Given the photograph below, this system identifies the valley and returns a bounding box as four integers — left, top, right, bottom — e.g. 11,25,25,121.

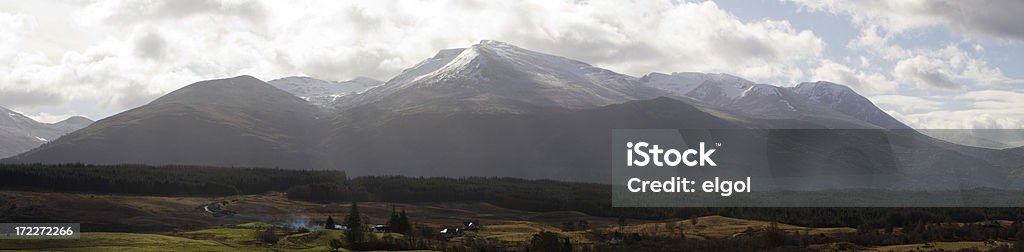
1,165,1022,251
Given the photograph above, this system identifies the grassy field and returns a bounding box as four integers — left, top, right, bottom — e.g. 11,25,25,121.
1,226,358,251
0,218,986,251
608,215,856,240
0,232,243,251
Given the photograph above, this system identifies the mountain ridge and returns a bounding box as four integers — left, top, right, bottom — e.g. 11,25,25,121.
638,72,909,129
7,40,993,186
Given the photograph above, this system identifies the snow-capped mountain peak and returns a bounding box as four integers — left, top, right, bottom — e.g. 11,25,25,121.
349,40,659,111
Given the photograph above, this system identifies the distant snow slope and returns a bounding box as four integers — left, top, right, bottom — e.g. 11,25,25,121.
0,106,92,158
641,72,909,129
269,76,383,107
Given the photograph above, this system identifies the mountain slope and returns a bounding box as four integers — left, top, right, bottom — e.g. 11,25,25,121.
268,76,383,107
324,97,740,181
0,107,92,158
5,76,326,169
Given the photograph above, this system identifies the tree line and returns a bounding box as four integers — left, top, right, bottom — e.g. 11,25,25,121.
0,163,346,196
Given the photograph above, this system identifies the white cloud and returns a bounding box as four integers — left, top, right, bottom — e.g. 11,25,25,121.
0,12,34,46
869,95,942,113
891,45,1013,90
791,1,1020,90
811,59,896,94
882,90,1024,129
786,0,1024,40
893,54,960,89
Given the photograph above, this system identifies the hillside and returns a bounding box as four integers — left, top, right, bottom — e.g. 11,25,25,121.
5,76,326,169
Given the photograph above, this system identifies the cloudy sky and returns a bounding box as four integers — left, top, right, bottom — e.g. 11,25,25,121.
0,0,1022,129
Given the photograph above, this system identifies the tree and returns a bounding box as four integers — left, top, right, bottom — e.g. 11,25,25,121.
325,216,336,230
398,210,411,234
346,202,364,245
387,208,413,235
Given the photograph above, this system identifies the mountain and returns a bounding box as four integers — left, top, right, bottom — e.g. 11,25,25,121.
0,107,92,158
7,41,1013,187
641,72,909,129
268,76,383,107
341,40,663,112
5,76,326,169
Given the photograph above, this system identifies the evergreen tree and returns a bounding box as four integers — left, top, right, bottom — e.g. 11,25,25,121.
388,207,399,229
325,215,336,230
346,202,364,244
398,210,411,234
